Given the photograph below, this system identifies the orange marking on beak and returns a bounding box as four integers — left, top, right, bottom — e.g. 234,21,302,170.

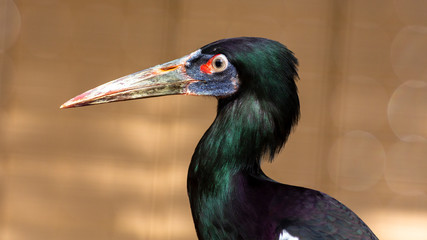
160,65,179,72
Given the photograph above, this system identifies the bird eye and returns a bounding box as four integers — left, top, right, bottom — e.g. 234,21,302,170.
211,54,228,73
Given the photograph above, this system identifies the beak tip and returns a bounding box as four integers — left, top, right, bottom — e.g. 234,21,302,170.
60,99,77,109
60,91,93,109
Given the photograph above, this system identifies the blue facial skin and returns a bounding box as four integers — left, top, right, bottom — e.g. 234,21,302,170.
185,52,239,97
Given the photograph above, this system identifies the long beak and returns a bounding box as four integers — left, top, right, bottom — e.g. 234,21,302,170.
60,50,200,109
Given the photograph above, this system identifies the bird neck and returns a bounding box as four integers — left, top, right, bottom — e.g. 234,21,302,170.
188,93,278,198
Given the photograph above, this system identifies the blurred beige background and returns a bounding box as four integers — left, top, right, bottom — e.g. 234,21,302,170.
1,0,427,239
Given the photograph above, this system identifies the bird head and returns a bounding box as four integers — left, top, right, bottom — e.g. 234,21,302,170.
61,37,298,112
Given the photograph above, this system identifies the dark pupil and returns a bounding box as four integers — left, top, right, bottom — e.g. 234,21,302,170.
214,59,223,68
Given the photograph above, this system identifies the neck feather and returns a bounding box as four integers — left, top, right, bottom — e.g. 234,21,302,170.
188,93,281,188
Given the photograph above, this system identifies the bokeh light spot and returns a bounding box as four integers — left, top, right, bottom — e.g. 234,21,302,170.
388,80,427,141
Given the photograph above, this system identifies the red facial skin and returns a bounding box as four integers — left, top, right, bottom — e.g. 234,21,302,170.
200,54,221,74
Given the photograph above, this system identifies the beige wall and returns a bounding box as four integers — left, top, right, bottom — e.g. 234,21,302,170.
1,0,426,239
